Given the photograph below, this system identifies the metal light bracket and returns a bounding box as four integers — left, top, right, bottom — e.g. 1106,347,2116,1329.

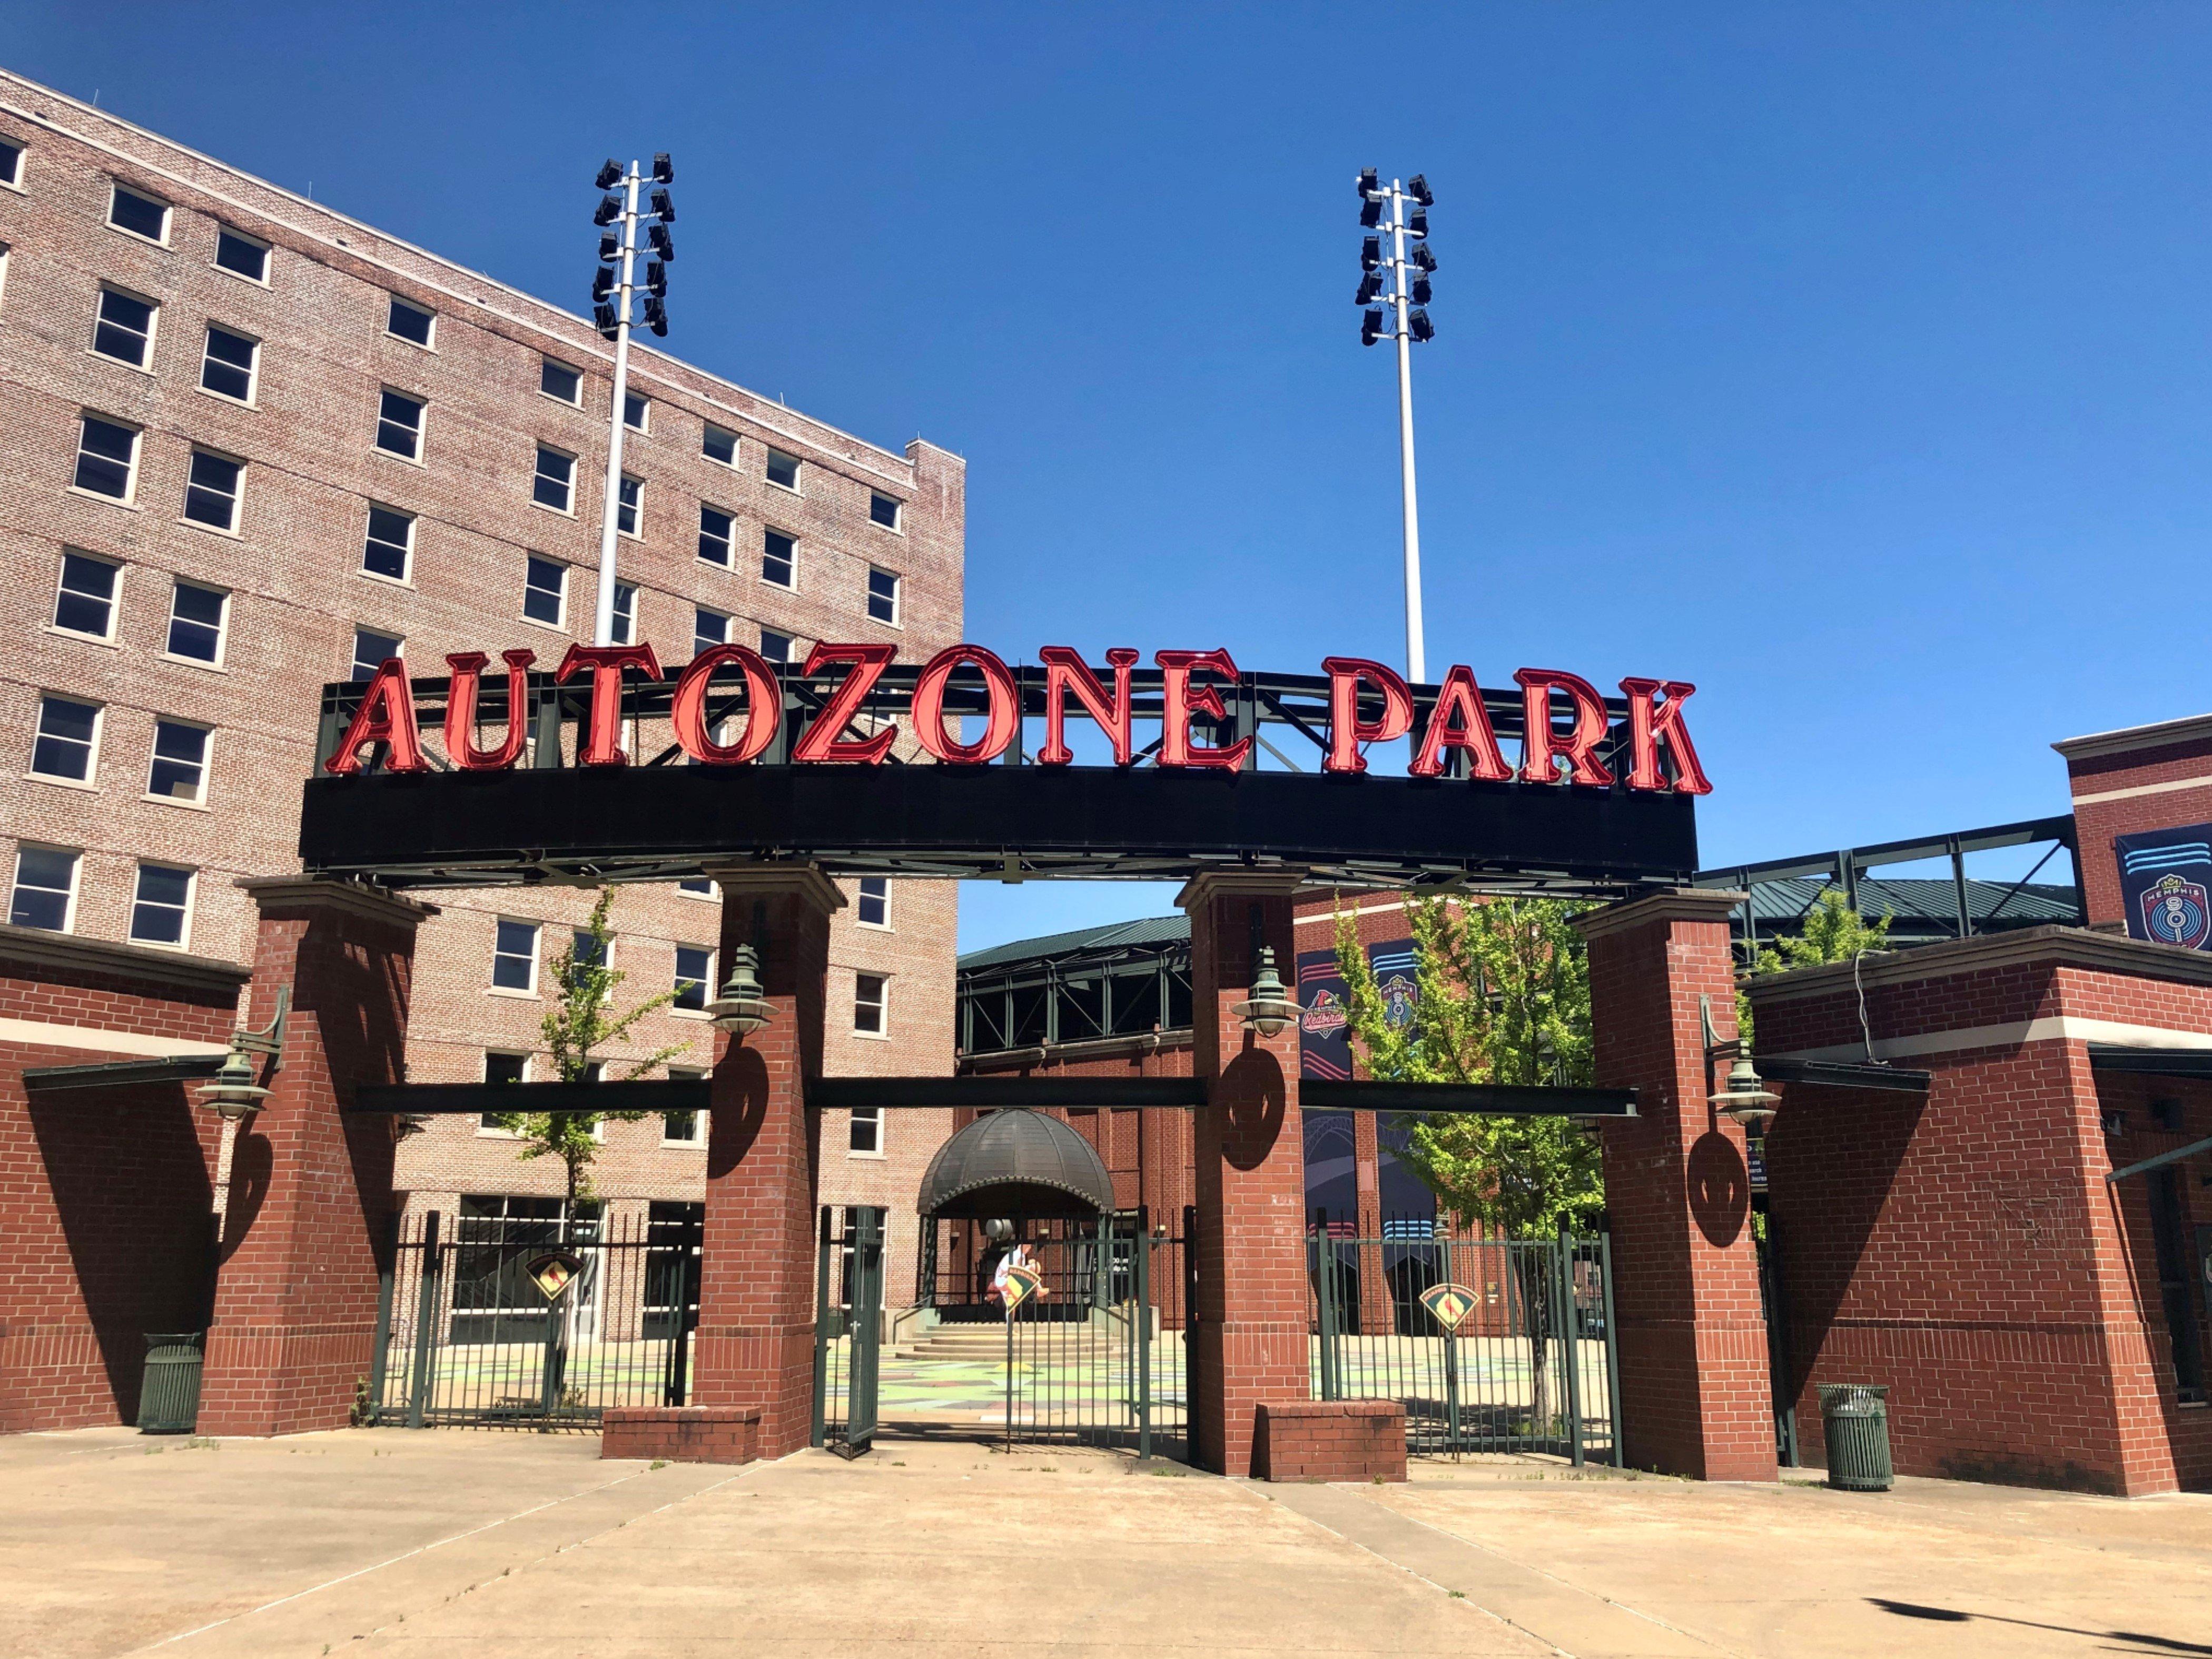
1700,992,1780,1124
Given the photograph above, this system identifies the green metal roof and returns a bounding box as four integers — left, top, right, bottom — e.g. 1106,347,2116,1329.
957,914,1190,973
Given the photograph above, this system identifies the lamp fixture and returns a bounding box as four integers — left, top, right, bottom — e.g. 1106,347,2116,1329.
1700,992,1779,1124
706,943,774,1035
1232,945,1301,1038
191,987,289,1121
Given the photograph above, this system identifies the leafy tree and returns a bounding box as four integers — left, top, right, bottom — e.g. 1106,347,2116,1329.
1737,887,1893,1045
488,887,690,1209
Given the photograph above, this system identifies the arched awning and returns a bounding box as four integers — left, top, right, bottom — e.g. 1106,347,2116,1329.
916,1108,1116,1220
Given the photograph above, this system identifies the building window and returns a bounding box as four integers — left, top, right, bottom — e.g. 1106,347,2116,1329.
0,139,22,189
214,228,269,283
31,695,100,784
524,556,567,627
565,929,609,993
9,845,79,932
534,445,574,511
759,628,792,665
762,529,796,589
624,391,649,432
107,183,169,243
540,358,582,403
200,325,258,402
492,919,540,992
677,876,714,898
74,413,140,500
765,448,799,490
857,876,890,929
854,973,886,1036
386,296,435,347
146,719,210,804
183,450,243,532
610,581,637,645
618,473,642,538
485,1052,528,1084
870,492,902,531
866,568,900,626
376,389,424,460
661,1106,706,1146
92,288,156,369
363,506,414,582
52,551,119,640
698,504,733,567
166,580,228,664
850,1107,883,1155
693,607,728,657
129,863,194,947
702,423,736,467
674,945,713,1012
352,627,402,682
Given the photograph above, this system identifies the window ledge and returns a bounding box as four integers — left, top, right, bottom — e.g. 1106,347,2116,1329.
210,262,270,290
86,349,157,377
485,985,542,1001
194,386,259,412
765,479,803,497
383,332,438,353
25,772,98,794
141,793,211,812
530,498,578,519
42,627,120,650
372,447,428,469
518,615,571,636
178,518,243,541
65,486,140,511
158,652,229,674
852,1028,891,1042
846,1148,887,1161
358,569,416,591
106,223,171,250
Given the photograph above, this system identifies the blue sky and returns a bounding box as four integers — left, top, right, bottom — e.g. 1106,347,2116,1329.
10,4,2209,950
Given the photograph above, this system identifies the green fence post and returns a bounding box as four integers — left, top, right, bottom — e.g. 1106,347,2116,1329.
405,1209,442,1430
368,1209,400,1424
1135,1218,1153,1460
811,1207,833,1449
1598,1224,1624,1468
1557,1223,1585,1468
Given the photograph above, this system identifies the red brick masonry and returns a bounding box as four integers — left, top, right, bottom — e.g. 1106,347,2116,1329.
1252,1399,1408,1483
600,1406,761,1465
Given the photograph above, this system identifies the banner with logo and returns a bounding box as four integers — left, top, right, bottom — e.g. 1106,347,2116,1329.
1298,938,1434,1229
2117,825,2212,951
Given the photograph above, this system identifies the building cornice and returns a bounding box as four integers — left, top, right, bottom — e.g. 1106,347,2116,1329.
2051,713,2212,763
704,863,848,918
1572,888,1746,944
1743,924,2212,1007
0,923,250,996
235,877,439,931
1174,868,1310,910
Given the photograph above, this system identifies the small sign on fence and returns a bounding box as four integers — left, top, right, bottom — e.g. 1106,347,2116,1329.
526,1251,585,1302
1000,1264,1045,1315
1418,1281,1480,1334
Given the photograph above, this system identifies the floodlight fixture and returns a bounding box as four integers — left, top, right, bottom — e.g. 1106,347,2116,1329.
648,221,674,260
644,295,668,336
1360,235,1381,272
599,231,619,262
645,259,667,297
1410,273,1431,306
594,194,622,226
651,152,675,184
1356,166,1378,197
1356,271,1381,305
594,301,618,336
1407,173,1433,206
1410,243,1437,273
1352,170,1438,683
651,187,675,222
592,267,614,301
1408,307,1434,342
1360,307,1384,347
595,158,623,190
1408,206,1429,238
1359,196,1381,228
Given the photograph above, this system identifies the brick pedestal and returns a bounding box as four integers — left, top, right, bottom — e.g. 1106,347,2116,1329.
1576,889,1776,1482
1253,1399,1408,1482
690,865,841,1458
197,879,432,1437
601,1405,761,1464
1181,871,1309,1477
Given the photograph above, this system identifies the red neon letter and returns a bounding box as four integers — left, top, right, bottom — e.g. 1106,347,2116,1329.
671,644,781,765
1321,656,1415,775
1514,667,1615,786
1409,665,1513,781
1618,678,1714,795
443,649,535,770
791,643,898,764
1154,649,1251,771
1038,646,1138,766
323,658,427,775
911,644,1020,765
554,643,663,767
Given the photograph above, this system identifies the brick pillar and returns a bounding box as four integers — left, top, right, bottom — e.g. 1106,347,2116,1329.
1575,888,1775,1482
1180,870,1308,1476
691,864,841,1457
198,878,433,1437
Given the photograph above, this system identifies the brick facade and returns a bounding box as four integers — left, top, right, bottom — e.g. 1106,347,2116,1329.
600,1404,759,1465
2055,716,2212,927
1252,1399,1408,1483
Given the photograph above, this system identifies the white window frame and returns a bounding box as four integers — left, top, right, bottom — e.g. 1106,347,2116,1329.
73,412,142,505
106,182,170,246
870,491,904,534
853,972,888,1039
478,1051,531,1134
698,503,734,568
490,917,542,996
90,284,159,372
540,357,584,406
351,627,404,682
848,1106,884,1158
618,472,643,540
182,447,245,536
759,627,794,666
660,1099,708,1147
764,447,801,493
51,550,121,644
676,876,717,901
362,505,416,586
29,694,103,788
609,580,638,645
533,444,576,515
212,226,270,286
199,323,260,406
624,391,650,433
702,423,738,468
385,295,437,350
866,567,902,628
762,527,797,591
144,717,213,808
671,944,715,1018
522,556,568,631
127,862,196,950
375,388,426,463
164,579,231,669
0,137,23,192
856,876,891,931
693,606,730,657
9,843,82,934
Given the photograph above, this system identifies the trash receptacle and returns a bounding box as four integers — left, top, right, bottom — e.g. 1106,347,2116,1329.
1818,1383,1892,1492
138,1332,204,1435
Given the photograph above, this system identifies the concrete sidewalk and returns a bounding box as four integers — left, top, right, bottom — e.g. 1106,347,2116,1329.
1,1427,2206,1658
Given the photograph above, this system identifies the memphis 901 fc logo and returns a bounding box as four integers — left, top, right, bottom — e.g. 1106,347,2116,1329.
2118,827,2212,952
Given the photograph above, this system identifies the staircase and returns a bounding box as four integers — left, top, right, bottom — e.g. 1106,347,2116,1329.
895,1319,1122,1362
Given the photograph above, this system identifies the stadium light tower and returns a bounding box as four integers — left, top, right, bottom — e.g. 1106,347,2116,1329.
588,153,676,646
1355,169,1436,683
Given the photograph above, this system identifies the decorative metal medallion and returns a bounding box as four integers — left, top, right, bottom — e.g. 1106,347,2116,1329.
526,1250,586,1302
1418,1281,1479,1333
1000,1263,1045,1315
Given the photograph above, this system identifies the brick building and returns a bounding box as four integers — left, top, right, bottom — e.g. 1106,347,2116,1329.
0,66,961,1362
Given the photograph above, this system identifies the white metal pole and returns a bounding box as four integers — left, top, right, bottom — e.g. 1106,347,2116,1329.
1389,181,1426,685
592,162,643,647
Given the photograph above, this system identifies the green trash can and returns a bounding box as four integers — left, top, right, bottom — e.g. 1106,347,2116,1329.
138,1332,205,1435
1818,1383,1892,1492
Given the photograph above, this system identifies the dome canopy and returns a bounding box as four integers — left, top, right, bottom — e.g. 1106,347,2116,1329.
916,1109,1116,1220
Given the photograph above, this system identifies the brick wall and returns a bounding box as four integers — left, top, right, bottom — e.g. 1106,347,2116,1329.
2053,717,2212,927
1252,1399,1408,1482
600,1404,759,1465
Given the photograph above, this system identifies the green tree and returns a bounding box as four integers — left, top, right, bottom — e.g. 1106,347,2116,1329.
1333,893,1603,1435
1737,887,1893,1045
488,888,690,1207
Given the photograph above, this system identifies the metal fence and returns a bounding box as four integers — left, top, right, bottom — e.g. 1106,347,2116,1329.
1309,1227,1619,1463
368,1206,700,1428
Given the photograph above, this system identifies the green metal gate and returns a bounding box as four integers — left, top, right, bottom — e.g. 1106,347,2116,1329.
814,1205,884,1456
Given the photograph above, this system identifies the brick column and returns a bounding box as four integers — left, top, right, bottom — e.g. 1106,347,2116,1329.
1180,870,1309,1476
1575,888,1775,1482
691,864,841,1457
198,878,433,1437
